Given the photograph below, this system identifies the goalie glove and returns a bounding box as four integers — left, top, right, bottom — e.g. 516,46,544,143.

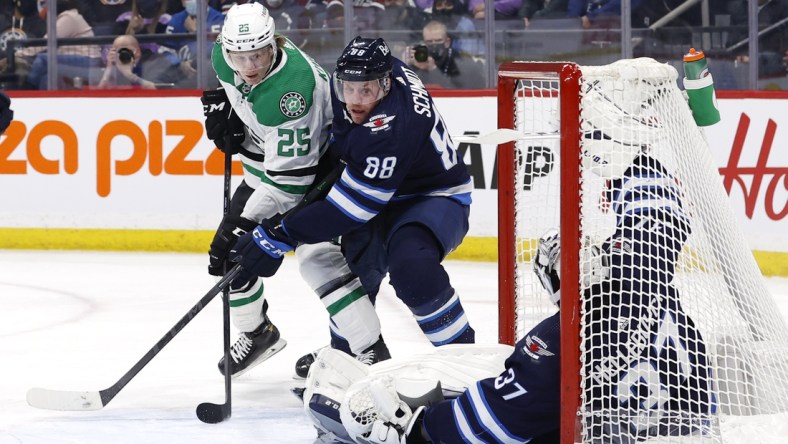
533,229,561,306
341,375,429,444
201,88,245,154
581,242,610,289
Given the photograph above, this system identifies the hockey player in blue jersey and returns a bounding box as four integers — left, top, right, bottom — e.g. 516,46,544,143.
299,82,714,444
230,36,477,364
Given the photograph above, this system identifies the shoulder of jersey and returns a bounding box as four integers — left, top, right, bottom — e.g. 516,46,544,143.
249,41,324,126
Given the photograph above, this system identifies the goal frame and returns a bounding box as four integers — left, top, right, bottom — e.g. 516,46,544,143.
497,58,788,444
497,61,582,443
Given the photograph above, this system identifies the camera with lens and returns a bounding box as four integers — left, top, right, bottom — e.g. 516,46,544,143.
117,48,135,65
413,44,429,63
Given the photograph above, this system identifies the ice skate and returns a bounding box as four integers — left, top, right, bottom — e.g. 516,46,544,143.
218,318,287,377
294,336,391,379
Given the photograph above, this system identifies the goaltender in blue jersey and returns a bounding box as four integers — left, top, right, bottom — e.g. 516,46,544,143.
297,80,714,443
231,36,477,366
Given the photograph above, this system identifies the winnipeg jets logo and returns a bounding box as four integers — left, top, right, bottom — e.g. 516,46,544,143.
363,114,395,132
280,92,307,118
523,335,554,360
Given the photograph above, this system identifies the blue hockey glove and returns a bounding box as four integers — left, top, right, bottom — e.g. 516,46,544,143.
229,220,296,287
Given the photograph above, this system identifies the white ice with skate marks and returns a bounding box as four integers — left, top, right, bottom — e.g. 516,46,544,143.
1,250,787,443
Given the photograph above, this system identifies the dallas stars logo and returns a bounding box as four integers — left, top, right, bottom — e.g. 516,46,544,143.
280,92,307,118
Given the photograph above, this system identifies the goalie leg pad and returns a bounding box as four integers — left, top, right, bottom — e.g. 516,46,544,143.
303,348,370,443
368,344,512,396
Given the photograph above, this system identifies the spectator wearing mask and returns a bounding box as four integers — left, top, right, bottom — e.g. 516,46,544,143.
405,20,484,88
163,0,224,87
430,0,483,56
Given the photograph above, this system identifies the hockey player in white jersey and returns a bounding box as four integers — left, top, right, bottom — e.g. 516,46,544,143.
200,2,389,378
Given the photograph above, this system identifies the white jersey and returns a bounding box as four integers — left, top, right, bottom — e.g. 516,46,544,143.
212,36,333,221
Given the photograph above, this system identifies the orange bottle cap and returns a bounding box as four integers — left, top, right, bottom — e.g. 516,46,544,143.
684,48,705,62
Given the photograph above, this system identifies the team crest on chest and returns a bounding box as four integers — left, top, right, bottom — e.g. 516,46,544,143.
280,92,307,118
363,113,396,132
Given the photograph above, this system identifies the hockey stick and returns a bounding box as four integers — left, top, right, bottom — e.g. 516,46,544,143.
26,161,344,413
196,159,345,424
452,129,559,145
26,264,243,411
196,148,234,424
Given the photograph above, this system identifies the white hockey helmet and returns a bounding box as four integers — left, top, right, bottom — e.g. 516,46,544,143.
221,3,277,74
580,79,662,178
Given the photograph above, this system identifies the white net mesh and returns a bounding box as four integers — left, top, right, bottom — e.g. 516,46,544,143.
501,58,788,443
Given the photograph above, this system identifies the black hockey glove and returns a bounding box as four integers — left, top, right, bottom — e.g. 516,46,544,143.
208,214,258,276
0,91,13,134
228,219,297,287
201,88,245,154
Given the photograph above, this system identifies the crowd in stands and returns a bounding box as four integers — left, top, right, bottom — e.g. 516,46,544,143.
0,0,785,90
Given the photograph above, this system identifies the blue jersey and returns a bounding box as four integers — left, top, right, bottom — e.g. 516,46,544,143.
423,313,561,444
163,8,224,57
420,155,712,443
585,154,712,438
283,58,472,244
165,8,224,35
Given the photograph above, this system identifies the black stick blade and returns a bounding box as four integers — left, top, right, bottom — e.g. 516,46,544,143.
196,402,231,424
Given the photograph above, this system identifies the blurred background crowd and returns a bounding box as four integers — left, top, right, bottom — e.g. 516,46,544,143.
0,0,785,91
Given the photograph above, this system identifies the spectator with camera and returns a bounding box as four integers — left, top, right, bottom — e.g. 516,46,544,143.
97,34,181,88
404,20,484,89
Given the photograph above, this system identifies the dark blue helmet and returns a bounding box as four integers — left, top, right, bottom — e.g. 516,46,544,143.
335,36,393,82
334,37,393,104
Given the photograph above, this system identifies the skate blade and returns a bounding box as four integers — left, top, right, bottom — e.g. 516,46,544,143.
229,338,288,379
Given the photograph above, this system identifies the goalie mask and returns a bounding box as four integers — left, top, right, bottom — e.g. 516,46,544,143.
580,80,662,179
221,3,278,82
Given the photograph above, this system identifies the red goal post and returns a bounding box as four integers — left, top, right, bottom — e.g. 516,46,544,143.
496,59,788,444
497,62,583,443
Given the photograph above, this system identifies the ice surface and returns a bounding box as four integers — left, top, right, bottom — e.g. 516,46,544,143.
1,251,786,443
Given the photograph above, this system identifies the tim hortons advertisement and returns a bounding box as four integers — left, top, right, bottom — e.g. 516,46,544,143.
0,94,785,252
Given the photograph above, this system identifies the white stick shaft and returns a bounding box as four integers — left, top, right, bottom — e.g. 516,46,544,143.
452,128,559,145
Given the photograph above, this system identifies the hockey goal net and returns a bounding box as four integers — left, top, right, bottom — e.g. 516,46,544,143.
497,59,788,443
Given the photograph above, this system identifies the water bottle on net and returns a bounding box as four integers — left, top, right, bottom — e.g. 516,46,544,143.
682,48,721,126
